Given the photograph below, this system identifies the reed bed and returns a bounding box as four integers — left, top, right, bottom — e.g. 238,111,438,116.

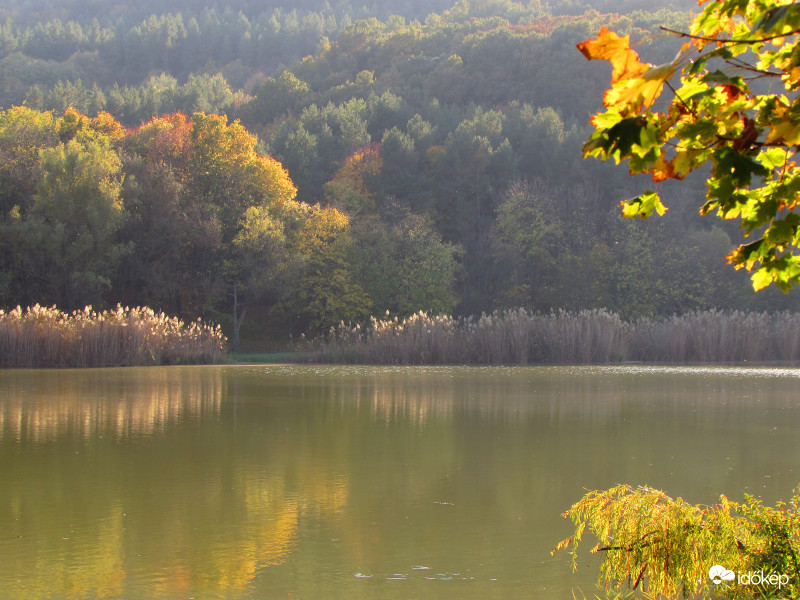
0,304,227,368
628,310,800,363
303,308,800,365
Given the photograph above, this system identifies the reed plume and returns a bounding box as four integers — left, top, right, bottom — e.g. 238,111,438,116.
0,304,227,368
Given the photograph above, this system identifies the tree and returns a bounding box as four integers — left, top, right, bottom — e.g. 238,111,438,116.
349,212,461,317
227,205,296,351
491,180,572,310
578,0,800,291
125,111,297,329
323,143,383,216
290,204,371,332
0,107,59,216
12,134,129,309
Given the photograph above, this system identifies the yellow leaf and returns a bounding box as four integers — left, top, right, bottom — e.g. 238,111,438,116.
766,115,800,146
604,63,675,114
652,152,676,182
786,66,800,85
577,27,649,84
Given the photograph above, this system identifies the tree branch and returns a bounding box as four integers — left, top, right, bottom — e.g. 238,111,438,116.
660,25,800,45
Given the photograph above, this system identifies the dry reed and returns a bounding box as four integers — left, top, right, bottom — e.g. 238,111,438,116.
302,308,800,365
0,304,227,368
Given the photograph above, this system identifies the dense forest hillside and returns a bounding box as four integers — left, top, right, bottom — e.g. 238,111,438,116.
0,0,797,346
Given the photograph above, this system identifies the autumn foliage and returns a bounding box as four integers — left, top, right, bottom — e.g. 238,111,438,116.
579,0,800,291
555,483,800,599
0,106,373,338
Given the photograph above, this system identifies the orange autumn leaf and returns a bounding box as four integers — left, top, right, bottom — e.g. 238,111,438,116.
652,152,677,182
577,27,650,84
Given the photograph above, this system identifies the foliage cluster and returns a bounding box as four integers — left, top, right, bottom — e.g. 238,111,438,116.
0,106,460,343
579,0,800,292
302,308,800,365
0,304,226,367
555,484,800,599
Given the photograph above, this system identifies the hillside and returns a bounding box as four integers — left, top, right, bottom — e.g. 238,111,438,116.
0,0,797,347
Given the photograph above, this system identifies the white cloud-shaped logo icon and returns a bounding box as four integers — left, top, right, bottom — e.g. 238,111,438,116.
709,565,736,585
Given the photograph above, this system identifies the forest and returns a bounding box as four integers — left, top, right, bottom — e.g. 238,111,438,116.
1,0,797,349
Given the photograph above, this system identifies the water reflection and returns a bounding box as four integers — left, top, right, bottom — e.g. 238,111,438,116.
0,367,356,600
0,365,798,599
249,364,800,428
0,367,222,442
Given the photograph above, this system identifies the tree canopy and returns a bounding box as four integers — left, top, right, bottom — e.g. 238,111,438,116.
579,0,800,291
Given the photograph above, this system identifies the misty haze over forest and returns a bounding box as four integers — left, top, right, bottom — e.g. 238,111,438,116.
0,0,795,347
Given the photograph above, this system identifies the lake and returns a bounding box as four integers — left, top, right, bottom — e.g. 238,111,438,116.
1,365,799,599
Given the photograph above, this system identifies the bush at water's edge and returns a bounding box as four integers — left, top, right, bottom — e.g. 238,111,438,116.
0,304,227,368
296,308,800,365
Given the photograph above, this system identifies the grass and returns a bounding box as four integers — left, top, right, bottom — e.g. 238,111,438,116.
297,308,800,365
0,304,227,368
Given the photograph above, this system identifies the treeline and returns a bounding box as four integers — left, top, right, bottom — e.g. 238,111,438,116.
0,7,341,110
0,107,792,355
230,7,796,318
0,0,555,111
7,2,694,124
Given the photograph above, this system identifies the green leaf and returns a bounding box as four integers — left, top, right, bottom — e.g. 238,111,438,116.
714,147,769,188
676,78,710,101
621,190,667,219
752,267,775,291
766,213,800,245
701,70,744,86
583,117,649,164
751,4,800,36
591,109,624,129
758,147,789,170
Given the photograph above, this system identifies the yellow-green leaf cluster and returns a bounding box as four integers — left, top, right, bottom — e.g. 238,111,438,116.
555,484,800,599
580,0,800,291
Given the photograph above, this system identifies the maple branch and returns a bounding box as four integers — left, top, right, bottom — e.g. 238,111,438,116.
723,56,781,78
664,79,699,120
660,25,800,45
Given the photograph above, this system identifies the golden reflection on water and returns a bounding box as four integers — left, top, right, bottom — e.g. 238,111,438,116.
0,367,222,442
0,367,354,600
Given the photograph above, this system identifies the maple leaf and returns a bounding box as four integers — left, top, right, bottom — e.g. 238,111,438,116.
577,27,649,84
604,63,675,114
620,190,668,219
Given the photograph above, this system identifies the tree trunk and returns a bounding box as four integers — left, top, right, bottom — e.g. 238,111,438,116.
232,284,247,352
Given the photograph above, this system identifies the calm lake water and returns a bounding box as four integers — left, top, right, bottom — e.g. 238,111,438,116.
1,365,799,599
